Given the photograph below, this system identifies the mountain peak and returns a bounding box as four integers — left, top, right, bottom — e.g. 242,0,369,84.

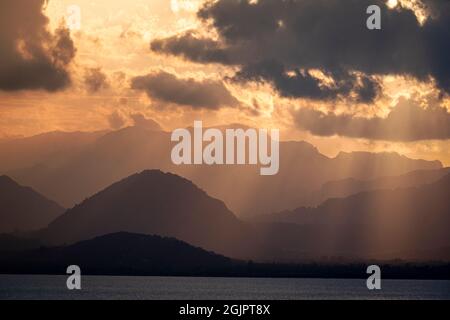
43,170,247,258
121,169,197,187
90,170,208,203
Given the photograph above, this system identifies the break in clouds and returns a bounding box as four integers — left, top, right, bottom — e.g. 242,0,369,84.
0,0,76,92
151,0,450,102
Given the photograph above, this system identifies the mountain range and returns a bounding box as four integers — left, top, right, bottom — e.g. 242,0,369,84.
1,168,447,262
0,125,442,216
253,173,450,261
308,167,450,207
0,124,448,263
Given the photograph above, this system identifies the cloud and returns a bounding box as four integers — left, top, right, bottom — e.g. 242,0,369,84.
131,71,240,109
234,60,381,103
130,113,163,131
151,0,450,101
293,98,450,141
151,32,231,64
84,68,109,93
107,111,126,130
0,0,76,92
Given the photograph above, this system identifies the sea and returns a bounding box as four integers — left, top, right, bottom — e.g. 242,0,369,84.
0,275,449,300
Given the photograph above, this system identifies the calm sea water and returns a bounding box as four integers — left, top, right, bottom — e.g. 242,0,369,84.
0,275,449,300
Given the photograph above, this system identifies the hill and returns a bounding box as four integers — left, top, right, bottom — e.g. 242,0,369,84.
1,232,449,279
0,232,233,276
0,176,64,233
40,170,250,258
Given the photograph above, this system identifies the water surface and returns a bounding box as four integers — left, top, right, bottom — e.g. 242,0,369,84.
1,275,449,300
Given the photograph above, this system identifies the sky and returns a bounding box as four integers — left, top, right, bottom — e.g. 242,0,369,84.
0,0,449,165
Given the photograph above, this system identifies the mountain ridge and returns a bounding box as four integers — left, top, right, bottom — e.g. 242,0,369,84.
252,173,450,261
0,175,64,233
1,125,442,216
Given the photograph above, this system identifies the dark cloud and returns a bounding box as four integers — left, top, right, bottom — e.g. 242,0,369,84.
293,99,450,141
151,32,232,64
84,68,109,93
235,60,381,103
0,0,76,92
151,0,450,101
131,71,240,109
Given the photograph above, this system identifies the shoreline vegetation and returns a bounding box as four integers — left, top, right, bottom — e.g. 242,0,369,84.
1,263,449,281
1,232,449,281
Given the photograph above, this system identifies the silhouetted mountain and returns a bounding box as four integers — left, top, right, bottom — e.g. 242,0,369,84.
8,126,171,208
4,125,441,216
41,170,250,258
254,174,450,261
2,232,449,279
332,151,441,180
309,167,450,206
0,176,64,233
0,232,234,275
0,130,107,173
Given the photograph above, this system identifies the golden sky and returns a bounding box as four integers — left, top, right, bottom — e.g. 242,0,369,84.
0,0,449,165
